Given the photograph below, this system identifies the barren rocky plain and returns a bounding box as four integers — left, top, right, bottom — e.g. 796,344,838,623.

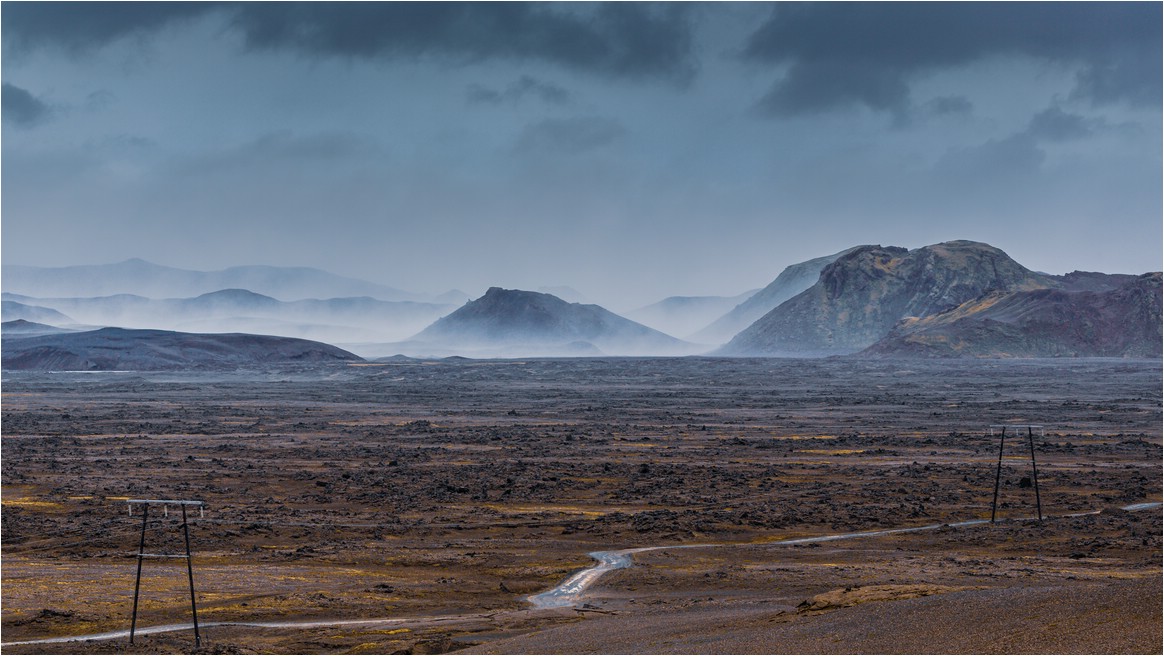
2,357,1160,654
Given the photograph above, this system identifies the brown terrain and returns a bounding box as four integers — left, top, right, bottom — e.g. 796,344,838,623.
1,357,1160,654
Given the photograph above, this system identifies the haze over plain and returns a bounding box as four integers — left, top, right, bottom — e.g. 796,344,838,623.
2,2,1161,310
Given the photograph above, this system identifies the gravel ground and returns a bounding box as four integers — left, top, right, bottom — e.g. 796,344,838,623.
464,576,1162,654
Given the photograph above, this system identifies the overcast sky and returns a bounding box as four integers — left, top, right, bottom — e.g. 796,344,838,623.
3,2,1160,309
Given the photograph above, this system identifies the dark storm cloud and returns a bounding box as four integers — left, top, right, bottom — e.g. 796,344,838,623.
467,76,571,106
744,2,1162,117
231,2,695,81
3,2,695,82
2,83,53,127
1,2,219,54
514,117,625,155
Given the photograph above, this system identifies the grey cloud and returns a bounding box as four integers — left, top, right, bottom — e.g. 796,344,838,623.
934,103,1134,183
934,133,1044,183
744,3,1161,117
1,2,221,55
1072,57,1163,107
754,59,911,119
2,2,694,82
1026,107,1095,142
2,83,53,128
178,130,383,175
231,2,695,82
514,117,625,155
923,95,973,117
467,75,571,106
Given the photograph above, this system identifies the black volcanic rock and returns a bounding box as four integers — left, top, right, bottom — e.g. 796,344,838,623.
1,327,363,370
862,272,1163,358
692,247,860,344
410,287,692,356
720,240,1055,356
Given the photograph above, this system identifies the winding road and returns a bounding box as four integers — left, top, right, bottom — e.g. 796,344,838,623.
4,502,1159,647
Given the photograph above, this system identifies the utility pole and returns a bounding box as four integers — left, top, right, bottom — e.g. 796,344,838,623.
988,426,1043,522
126,499,204,647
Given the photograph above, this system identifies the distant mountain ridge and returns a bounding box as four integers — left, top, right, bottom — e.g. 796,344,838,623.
1,289,454,347
2,259,436,302
626,290,758,340
2,327,362,370
408,287,696,357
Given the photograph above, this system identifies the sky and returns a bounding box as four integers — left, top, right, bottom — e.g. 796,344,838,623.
2,2,1161,310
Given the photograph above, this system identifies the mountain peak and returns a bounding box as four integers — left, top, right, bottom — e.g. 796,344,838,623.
721,240,1053,356
411,287,692,356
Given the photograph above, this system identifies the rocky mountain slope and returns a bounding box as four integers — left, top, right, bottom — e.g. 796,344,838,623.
408,287,695,357
693,247,859,344
2,327,362,370
862,272,1162,358
719,241,1059,356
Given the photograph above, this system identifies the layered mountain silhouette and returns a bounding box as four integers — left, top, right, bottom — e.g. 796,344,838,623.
693,247,860,345
626,290,757,340
863,272,1162,358
719,240,1130,356
1,319,75,337
1,289,454,348
406,287,696,357
2,327,362,371
2,259,443,302
1,300,75,325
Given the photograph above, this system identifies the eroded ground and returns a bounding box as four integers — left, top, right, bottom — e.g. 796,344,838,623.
2,358,1160,653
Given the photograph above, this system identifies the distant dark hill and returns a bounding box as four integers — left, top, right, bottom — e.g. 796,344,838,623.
410,287,696,356
2,327,362,371
692,247,860,345
720,240,1055,356
862,272,1163,358
1,300,74,325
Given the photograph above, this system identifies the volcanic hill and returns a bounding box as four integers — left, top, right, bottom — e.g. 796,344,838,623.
693,247,860,345
719,240,1058,356
409,287,694,357
863,272,1163,358
1,327,362,371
